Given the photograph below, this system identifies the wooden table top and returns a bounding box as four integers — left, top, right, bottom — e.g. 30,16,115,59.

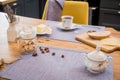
0,12,120,80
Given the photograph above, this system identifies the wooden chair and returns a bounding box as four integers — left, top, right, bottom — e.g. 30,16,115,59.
42,0,89,25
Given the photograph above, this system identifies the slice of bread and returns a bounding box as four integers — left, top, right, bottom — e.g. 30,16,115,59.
87,31,111,40
101,37,120,46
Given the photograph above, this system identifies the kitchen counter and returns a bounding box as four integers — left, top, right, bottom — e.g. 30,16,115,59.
0,0,16,5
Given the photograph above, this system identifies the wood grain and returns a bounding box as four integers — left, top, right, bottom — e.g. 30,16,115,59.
0,12,120,80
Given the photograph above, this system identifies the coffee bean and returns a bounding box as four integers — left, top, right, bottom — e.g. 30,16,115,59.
39,47,44,51
44,47,50,53
44,47,48,50
32,52,38,57
61,55,64,58
41,51,45,54
52,52,55,56
44,47,49,51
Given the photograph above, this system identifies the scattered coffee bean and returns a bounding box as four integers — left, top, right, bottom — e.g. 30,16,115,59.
40,49,44,51
41,50,45,54
32,52,38,57
39,47,44,51
52,52,55,56
44,47,48,51
61,55,64,58
44,47,50,53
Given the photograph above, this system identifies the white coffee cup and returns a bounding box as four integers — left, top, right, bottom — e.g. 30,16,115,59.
61,16,73,29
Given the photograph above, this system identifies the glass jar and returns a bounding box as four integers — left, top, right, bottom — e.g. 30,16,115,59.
19,26,36,53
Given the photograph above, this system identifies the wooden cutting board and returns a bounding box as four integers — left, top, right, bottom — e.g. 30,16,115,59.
76,33,120,53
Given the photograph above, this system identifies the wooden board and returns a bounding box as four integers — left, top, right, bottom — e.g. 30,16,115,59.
76,33,119,53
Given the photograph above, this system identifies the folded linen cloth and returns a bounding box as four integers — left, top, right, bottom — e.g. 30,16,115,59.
56,0,64,9
46,0,64,21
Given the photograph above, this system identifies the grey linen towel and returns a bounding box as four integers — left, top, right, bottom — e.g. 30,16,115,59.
56,0,64,8
46,0,64,21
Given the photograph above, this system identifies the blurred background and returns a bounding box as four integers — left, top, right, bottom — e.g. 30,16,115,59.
0,0,120,30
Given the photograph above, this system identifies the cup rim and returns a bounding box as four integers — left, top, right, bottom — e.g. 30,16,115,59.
61,15,74,19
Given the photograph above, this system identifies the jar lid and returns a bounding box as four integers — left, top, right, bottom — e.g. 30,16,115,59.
87,51,107,62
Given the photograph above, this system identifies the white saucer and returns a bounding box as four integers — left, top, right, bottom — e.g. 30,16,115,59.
57,23,79,30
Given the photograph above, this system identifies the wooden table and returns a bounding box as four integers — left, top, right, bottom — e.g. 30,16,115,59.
0,12,120,80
